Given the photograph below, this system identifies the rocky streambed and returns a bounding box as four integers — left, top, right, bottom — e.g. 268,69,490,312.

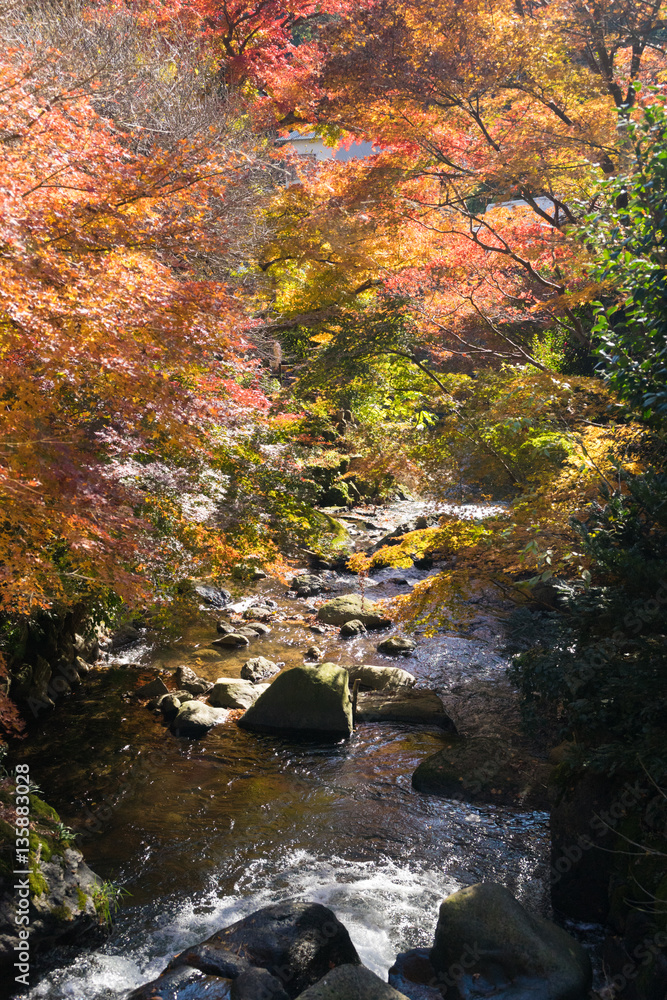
6,500,590,1000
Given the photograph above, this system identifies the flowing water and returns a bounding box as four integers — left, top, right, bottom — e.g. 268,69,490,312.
17,502,551,1000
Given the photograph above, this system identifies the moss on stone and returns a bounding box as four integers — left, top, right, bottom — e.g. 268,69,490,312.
29,862,48,897
76,886,88,911
50,904,72,923
29,794,60,823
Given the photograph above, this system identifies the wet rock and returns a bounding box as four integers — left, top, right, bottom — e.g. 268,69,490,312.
190,901,360,999
157,690,196,721
135,676,169,699
238,664,353,738
237,627,260,639
217,622,238,635
356,690,456,731
0,799,99,968
170,701,227,737
169,944,250,978
244,607,274,622
241,656,279,684
74,655,92,675
305,646,324,660
316,595,391,629
194,582,232,609
128,966,233,999
291,574,325,597
209,678,268,710
175,665,212,695
309,625,327,635
294,964,409,999
212,633,251,648
74,632,99,663
411,736,550,809
388,949,442,1000
246,622,272,635
232,967,289,1000
339,619,366,638
345,665,416,691
110,623,141,649
376,637,417,656
429,882,592,1000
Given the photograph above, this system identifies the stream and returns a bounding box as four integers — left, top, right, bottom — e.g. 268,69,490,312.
17,501,552,1000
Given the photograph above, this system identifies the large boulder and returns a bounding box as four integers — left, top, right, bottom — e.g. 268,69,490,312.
241,656,279,684
429,882,592,1000
170,701,227,737
171,902,360,999
208,678,268,710
294,965,409,999
356,690,456,731
316,595,391,629
238,665,353,739
345,665,416,691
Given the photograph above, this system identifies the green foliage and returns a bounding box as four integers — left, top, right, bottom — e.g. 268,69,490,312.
508,470,667,773
92,880,131,929
587,96,667,417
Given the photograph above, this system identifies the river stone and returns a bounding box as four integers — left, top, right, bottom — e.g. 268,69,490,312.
429,882,592,1000
238,665,353,738
193,901,361,999
128,966,233,999
170,701,227,736
355,690,456,731
157,690,195,721
345,665,416,691
388,949,442,1000
209,678,268,710
241,656,279,683
376,636,417,656
217,622,237,634
212,633,251,647
291,574,325,597
135,676,169,698
411,736,551,809
294,965,409,999
244,606,274,621
316,595,391,629
232,967,290,1000
175,665,212,695
250,622,272,635
110,623,141,649
305,646,324,660
237,627,260,639
194,582,232,608
339,619,366,637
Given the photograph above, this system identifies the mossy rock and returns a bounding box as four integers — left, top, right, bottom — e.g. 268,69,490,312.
238,664,353,739
316,595,391,629
430,883,591,1000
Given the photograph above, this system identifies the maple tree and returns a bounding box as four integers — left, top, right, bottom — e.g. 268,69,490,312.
0,3,291,616
259,0,667,373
